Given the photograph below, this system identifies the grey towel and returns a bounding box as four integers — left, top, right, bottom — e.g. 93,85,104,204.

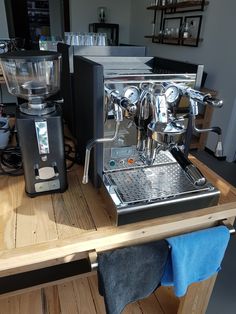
97,240,169,314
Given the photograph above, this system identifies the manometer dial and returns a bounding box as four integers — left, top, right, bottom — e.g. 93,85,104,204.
123,86,140,104
165,85,180,104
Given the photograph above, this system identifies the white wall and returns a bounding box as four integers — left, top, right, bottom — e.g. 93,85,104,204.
69,0,132,44
0,0,9,38
130,0,236,161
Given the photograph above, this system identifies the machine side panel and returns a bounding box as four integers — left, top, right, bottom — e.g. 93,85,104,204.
57,43,75,136
74,56,104,187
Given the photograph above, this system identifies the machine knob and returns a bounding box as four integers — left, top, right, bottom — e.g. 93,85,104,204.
204,97,223,108
109,160,116,167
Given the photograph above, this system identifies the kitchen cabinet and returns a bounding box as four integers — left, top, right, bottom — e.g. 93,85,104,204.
146,0,209,47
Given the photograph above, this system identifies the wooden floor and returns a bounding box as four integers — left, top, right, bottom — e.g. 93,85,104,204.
0,274,179,314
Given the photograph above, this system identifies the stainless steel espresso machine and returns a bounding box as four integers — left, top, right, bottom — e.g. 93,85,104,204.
0,51,67,196
75,56,223,225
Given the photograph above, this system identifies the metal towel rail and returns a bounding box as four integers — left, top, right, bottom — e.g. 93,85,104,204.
88,220,235,271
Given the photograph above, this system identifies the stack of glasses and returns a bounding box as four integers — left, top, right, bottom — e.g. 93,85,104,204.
64,32,107,46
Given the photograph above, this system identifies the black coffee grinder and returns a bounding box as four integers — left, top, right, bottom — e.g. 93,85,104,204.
0,51,67,196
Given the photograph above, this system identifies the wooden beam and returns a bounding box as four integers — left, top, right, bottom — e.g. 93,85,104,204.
0,202,235,278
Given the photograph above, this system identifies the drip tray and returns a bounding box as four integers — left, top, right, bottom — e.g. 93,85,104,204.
103,163,220,226
105,163,210,204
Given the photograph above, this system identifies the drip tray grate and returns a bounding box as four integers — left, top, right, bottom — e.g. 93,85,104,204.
104,163,210,205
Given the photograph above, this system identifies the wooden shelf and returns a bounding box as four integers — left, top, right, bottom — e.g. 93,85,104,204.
147,1,209,11
146,0,208,47
144,35,154,39
146,35,203,43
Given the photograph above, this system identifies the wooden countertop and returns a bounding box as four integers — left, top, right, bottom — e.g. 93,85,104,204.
0,157,236,313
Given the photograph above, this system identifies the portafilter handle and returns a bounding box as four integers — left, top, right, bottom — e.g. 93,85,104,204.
178,86,223,108
170,146,206,186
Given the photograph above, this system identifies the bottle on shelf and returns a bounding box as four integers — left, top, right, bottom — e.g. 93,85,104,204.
181,22,190,39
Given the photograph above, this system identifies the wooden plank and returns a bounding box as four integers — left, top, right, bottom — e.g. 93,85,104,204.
0,273,95,300
42,286,61,314
0,201,236,277
57,281,79,314
155,286,180,313
73,277,97,314
138,293,164,313
178,275,217,314
0,173,58,314
0,176,18,250
15,177,58,247
123,302,143,314
77,167,112,229
58,277,97,314
52,170,96,238
0,290,43,314
88,275,106,314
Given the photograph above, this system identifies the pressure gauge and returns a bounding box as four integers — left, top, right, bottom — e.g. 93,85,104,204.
123,86,140,104
165,85,180,104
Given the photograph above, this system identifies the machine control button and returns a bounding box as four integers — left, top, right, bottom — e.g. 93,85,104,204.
35,179,60,192
35,182,49,192
38,166,55,180
127,158,135,165
109,160,116,167
48,179,60,190
41,155,47,161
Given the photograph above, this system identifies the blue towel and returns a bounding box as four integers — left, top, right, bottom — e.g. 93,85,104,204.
161,226,230,297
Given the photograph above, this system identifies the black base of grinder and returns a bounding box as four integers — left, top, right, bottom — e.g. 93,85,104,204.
16,105,68,197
